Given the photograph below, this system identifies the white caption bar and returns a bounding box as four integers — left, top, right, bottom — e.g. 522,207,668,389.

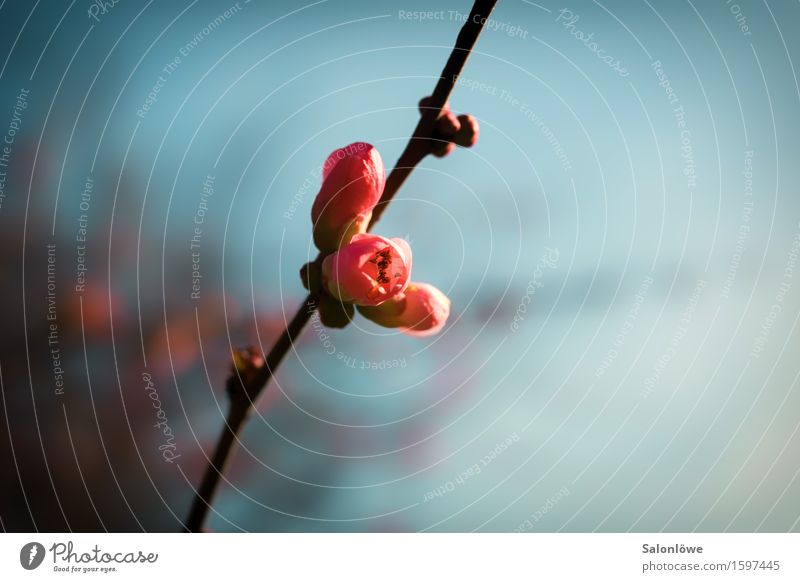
1,533,797,580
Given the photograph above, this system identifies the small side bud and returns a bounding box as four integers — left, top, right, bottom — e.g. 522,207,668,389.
228,347,265,399
418,96,477,157
453,114,479,148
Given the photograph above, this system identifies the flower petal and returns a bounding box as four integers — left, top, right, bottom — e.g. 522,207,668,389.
321,233,413,307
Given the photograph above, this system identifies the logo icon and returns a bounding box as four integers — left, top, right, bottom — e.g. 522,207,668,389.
20,542,45,570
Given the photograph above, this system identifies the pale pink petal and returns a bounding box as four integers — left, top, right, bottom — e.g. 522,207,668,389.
398,283,451,337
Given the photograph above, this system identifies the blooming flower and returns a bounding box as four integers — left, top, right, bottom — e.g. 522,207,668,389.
311,142,385,252
321,233,412,306
358,282,451,337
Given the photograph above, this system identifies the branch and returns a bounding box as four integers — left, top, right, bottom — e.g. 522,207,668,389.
370,0,498,227
184,0,499,533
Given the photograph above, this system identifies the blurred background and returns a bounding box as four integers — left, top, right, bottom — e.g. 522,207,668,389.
1,0,799,532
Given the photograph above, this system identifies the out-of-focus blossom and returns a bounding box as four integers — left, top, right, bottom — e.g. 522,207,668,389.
358,282,450,337
321,233,412,306
311,142,385,252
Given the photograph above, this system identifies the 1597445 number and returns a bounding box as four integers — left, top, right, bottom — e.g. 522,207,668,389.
735,560,780,571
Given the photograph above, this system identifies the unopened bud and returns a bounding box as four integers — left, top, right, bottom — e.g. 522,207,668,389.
453,114,479,148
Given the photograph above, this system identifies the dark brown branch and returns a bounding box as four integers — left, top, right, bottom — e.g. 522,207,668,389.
184,295,318,532
184,0,499,533
370,0,498,227
183,393,249,532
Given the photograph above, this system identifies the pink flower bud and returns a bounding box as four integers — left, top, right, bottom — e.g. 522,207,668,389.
321,233,412,306
397,283,450,336
358,282,451,337
311,142,385,252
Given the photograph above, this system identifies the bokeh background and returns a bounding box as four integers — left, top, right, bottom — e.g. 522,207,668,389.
1,0,799,532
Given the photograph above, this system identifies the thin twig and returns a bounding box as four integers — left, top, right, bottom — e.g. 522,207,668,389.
370,0,499,227
184,295,318,531
184,0,499,533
